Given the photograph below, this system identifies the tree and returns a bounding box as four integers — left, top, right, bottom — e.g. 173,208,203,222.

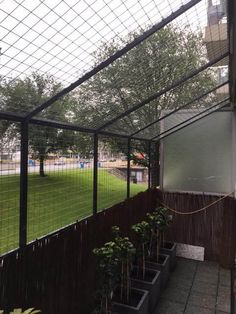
73,25,217,184
0,73,76,176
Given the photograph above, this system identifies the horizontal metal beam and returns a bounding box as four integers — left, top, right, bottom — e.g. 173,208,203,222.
29,117,95,133
97,52,229,132
130,81,229,137
29,117,150,141
0,111,24,122
24,0,202,121
154,100,230,142
152,97,230,140
99,130,149,142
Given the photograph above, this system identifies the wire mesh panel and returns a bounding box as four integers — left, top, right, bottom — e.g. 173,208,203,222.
0,0,196,86
0,121,20,255
27,125,93,242
67,0,228,133
129,139,149,196
97,135,128,211
149,141,160,187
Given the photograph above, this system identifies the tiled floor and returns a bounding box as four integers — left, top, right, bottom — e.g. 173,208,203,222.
154,257,231,314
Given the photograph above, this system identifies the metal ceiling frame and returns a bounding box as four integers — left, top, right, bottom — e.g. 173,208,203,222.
155,102,230,142
151,97,231,141
130,81,229,137
0,0,232,143
97,53,228,132
24,0,202,121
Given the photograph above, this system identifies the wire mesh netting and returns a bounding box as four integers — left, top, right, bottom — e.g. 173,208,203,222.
0,0,229,129
0,0,232,256
149,141,160,187
130,139,149,195
27,125,94,242
156,97,230,141
140,81,230,140
0,121,20,254
97,135,127,211
0,0,198,87
33,0,227,131
97,135,147,211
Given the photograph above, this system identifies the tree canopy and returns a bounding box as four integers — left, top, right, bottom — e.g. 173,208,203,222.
0,73,86,176
72,25,216,169
0,25,217,175
74,25,216,137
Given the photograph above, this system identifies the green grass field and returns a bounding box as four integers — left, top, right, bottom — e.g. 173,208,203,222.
0,169,146,255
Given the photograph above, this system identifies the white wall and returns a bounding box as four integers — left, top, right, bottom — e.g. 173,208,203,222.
160,110,235,194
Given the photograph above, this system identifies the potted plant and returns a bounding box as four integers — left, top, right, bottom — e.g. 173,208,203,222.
111,226,149,314
93,226,149,314
130,222,161,313
93,240,120,314
145,209,170,289
158,207,177,271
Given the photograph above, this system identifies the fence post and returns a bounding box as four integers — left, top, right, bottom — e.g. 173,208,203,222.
19,121,28,247
150,141,160,187
127,138,131,198
93,133,98,214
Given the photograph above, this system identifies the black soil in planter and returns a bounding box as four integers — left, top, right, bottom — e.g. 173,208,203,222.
131,267,160,313
146,253,170,289
112,288,149,314
160,242,177,271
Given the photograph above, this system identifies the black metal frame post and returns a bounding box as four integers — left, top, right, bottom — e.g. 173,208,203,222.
148,141,151,189
93,133,98,215
229,0,236,106
127,138,131,198
19,121,28,247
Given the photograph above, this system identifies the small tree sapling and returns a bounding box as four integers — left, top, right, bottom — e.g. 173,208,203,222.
131,221,150,280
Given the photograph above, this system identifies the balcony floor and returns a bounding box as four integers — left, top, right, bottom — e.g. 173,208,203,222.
154,257,231,314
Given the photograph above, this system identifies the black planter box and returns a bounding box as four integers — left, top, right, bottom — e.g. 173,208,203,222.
160,242,177,271
131,267,160,313
112,288,149,314
146,254,170,289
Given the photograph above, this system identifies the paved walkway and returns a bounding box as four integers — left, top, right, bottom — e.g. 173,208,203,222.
154,257,231,314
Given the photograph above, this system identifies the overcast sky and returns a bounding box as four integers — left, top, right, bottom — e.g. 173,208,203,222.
0,0,213,85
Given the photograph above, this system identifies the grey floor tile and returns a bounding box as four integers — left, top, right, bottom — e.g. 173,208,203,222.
191,280,217,296
216,295,231,313
176,259,198,272
194,271,218,284
161,287,189,304
196,265,219,276
187,292,216,309
167,277,193,291
216,284,231,312
171,270,195,281
219,268,231,287
217,285,231,298
197,262,218,268
154,299,185,314
184,304,215,314
152,258,231,314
